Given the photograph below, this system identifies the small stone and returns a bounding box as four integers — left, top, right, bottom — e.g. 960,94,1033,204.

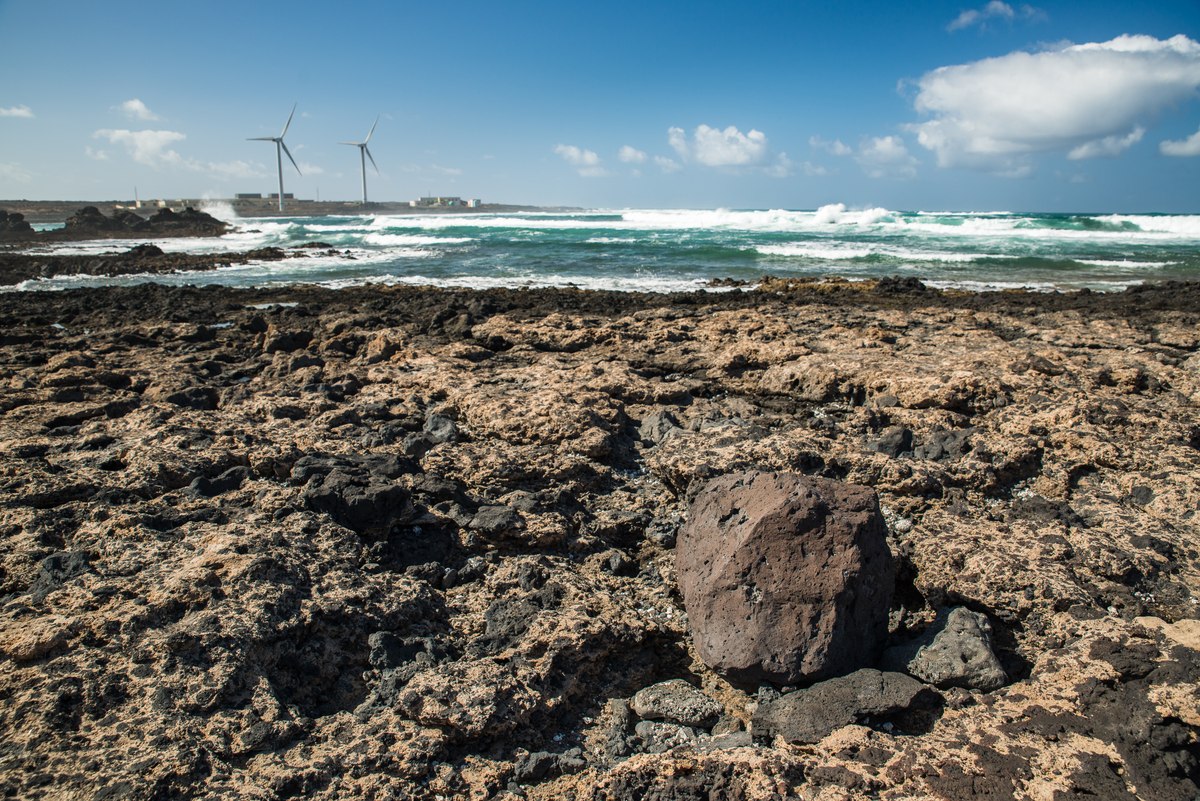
883,607,1007,691
631,679,723,728
639,410,681,446
633,720,697,753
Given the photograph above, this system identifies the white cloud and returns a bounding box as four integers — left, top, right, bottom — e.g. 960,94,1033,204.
93,128,269,180
654,155,682,173
205,160,265,180
1161,126,1200,156
910,34,1200,173
117,99,160,121
857,136,918,179
802,161,830,176
668,124,788,176
1067,127,1144,159
948,2,1042,32
93,128,187,167
765,152,794,178
298,162,325,175
0,163,32,183
618,145,647,164
679,124,768,166
554,143,606,176
85,145,109,161
0,105,34,118
810,135,852,156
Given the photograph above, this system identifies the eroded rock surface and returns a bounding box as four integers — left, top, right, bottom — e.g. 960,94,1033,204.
677,471,895,685
0,279,1198,800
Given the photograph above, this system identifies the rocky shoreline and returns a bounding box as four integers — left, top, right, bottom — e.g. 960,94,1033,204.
1,279,1198,799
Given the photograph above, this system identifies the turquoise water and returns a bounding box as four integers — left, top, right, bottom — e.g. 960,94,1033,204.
14,204,1200,292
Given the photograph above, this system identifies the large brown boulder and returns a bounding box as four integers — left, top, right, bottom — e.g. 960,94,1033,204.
676,471,895,686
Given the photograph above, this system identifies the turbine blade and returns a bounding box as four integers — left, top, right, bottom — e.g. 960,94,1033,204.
364,146,379,174
281,103,297,138
365,116,379,143
338,141,360,146
248,137,277,141
281,141,302,175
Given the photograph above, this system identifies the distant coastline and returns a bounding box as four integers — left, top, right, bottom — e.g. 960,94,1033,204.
0,199,581,225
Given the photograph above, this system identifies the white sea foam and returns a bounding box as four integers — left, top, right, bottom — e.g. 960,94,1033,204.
199,199,240,223
1073,258,1180,268
756,242,993,263
362,233,474,246
1091,214,1200,236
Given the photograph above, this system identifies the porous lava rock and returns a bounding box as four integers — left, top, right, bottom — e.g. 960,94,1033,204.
676,471,895,686
883,606,1007,690
752,668,943,745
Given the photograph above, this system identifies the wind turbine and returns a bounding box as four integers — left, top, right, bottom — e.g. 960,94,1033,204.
248,104,301,212
341,117,379,205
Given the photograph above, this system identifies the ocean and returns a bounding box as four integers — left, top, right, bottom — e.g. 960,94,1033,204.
16,203,1200,293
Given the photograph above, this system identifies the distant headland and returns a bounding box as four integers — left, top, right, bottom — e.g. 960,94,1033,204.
0,198,578,225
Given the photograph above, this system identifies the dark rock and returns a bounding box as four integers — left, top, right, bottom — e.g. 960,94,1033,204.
189,466,250,498
676,471,895,685
292,454,419,538
263,328,312,354
512,749,586,783
871,425,913,457
469,505,522,536
639,410,681,446
882,607,1007,691
0,210,35,238
423,413,459,444
752,669,943,744
630,680,723,728
876,276,927,293
401,432,437,459
913,427,973,461
30,551,90,602
124,243,164,258
302,472,413,538
163,386,219,411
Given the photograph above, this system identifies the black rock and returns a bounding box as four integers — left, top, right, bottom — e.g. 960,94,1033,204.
871,425,913,457
189,466,250,498
752,668,943,744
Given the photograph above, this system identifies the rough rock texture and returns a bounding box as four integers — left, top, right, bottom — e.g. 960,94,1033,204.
676,471,895,685
0,278,1199,799
631,679,723,728
752,668,943,744
883,606,1007,690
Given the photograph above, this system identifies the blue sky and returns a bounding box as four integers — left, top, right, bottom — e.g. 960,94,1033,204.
1,0,1198,211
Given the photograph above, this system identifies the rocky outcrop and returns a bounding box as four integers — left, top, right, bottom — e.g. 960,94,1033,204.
676,471,895,685
0,209,34,237
0,205,228,243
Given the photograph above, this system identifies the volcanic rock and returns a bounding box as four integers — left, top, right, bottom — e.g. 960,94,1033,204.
631,679,723,728
676,471,895,685
882,606,1007,690
752,668,943,744
0,209,34,237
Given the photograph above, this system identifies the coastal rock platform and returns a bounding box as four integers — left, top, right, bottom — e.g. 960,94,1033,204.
1,278,1198,799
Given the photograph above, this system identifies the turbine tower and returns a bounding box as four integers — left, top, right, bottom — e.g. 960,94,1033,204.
248,104,302,212
340,117,379,205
